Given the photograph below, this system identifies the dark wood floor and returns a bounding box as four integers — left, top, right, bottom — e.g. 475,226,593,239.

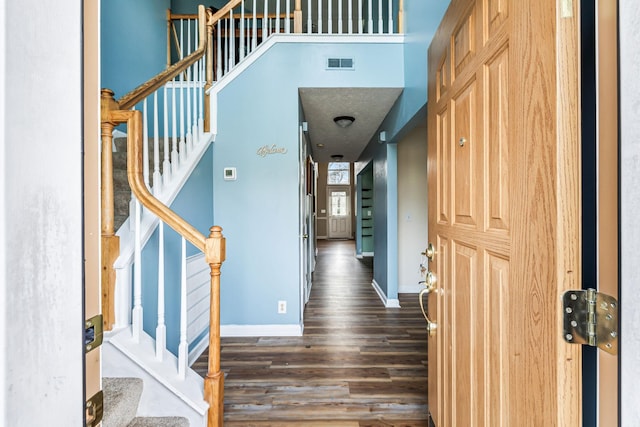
193,239,429,426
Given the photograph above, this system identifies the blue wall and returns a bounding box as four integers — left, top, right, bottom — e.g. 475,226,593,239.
101,0,170,99
140,144,214,355
213,39,403,327
355,0,447,302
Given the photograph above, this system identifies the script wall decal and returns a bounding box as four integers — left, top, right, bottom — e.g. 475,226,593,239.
257,144,288,157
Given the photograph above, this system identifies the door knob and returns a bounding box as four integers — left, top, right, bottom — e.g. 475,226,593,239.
419,283,437,336
422,243,436,261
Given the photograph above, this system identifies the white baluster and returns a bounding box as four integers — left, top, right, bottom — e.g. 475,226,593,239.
240,1,245,60
198,57,204,139
180,19,184,60
307,0,312,33
229,10,235,68
368,0,373,34
276,0,281,33
153,92,161,195
253,0,258,50
216,18,222,79
245,18,251,55
317,0,322,34
286,0,291,33
263,0,268,41
186,20,193,156
192,22,199,141
142,99,150,190
132,198,143,343
178,236,188,379
163,86,171,187
358,0,363,33
338,0,343,34
179,66,186,164
156,222,166,360
348,0,353,34
378,0,383,33
224,19,229,73
191,61,197,147
171,79,179,175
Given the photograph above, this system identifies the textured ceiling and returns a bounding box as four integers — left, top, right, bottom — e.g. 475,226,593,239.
299,87,402,163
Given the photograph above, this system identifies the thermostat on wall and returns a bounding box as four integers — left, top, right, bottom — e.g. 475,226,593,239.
223,167,236,181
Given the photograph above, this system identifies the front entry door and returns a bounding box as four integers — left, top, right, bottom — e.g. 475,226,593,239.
426,0,582,425
328,188,351,239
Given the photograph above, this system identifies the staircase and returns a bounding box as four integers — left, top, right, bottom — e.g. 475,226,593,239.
103,377,189,427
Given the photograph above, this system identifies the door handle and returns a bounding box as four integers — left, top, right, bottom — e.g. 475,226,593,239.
422,243,436,261
419,276,438,336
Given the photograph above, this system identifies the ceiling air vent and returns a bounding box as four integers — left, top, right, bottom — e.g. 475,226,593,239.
327,58,354,70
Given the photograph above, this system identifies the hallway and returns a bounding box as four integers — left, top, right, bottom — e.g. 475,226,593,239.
194,239,429,426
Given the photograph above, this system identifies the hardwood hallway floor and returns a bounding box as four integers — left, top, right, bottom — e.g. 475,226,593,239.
193,239,429,426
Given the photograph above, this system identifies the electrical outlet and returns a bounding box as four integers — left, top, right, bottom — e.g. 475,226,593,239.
278,300,287,314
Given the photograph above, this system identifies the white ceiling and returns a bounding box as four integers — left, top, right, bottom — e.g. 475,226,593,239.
299,87,403,163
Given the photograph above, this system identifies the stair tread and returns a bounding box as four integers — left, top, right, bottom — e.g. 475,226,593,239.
103,377,143,427
128,416,190,427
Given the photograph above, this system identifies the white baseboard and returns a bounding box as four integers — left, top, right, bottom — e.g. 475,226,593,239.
221,324,303,337
188,333,209,366
371,279,401,308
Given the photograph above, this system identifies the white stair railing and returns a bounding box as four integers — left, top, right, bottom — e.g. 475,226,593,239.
187,0,401,82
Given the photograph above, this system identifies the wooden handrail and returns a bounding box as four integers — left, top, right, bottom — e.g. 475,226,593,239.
112,108,207,251
120,5,209,110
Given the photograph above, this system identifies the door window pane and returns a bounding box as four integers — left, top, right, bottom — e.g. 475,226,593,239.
328,162,350,185
331,191,348,216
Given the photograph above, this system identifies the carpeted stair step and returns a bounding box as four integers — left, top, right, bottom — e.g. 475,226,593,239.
102,377,143,427
128,417,190,427
102,377,190,427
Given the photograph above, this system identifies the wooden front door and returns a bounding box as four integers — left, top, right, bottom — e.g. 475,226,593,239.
425,0,582,425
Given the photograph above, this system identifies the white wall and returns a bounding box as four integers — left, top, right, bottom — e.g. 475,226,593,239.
397,120,428,293
620,0,640,424
1,0,84,425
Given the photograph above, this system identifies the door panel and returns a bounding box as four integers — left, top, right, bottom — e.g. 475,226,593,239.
426,0,581,425
452,80,477,227
486,252,509,426
485,45,509,232
437,108,451,224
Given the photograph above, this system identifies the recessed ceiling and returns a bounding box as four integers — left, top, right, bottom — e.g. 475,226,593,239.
299,87,402,163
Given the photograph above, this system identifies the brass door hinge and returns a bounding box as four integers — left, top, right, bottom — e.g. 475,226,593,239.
86,390,103,427
562,288,618,355
85,314,103,353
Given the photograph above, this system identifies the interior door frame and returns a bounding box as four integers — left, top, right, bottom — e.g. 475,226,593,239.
595,0,619,423
83,0,102,422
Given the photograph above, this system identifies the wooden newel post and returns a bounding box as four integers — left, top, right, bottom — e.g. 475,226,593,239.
294,0,302,33
204,225,226,427
101,88,121,331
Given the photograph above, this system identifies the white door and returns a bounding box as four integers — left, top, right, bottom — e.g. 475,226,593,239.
328,188,351,239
